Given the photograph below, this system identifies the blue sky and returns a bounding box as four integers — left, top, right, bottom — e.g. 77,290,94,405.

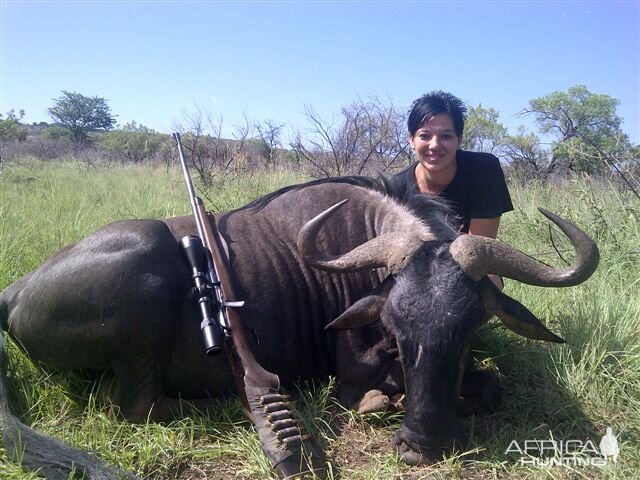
1,0,639,144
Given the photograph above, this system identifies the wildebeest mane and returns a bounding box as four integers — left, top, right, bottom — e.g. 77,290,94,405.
234,173,459,240
403,193,459,240
239,175,388,212
237,174,454,216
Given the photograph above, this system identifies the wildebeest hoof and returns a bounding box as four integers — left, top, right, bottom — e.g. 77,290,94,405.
389,393,405,410
354,389,389,413
354,390,405,413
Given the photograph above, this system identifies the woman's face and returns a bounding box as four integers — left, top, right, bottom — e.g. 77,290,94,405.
409,113,461,176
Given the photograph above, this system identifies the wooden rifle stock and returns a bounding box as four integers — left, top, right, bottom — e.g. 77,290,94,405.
195,201,281,407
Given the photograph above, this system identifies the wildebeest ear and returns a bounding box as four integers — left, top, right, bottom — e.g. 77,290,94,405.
477,278,565,343
326,276,395,330
326,295,385,330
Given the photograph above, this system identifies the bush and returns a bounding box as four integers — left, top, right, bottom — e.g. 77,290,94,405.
42,125,72,140
100,122,164,164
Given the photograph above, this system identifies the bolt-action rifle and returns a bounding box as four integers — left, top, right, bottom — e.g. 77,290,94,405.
173,133,326,479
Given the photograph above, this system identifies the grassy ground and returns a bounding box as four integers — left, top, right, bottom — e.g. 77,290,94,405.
0,160,638,479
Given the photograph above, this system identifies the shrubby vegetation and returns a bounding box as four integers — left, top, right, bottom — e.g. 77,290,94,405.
0,110,27,143
1,86,638,193
100,121,165,164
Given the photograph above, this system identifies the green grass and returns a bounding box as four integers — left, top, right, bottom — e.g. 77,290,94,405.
1,161,638,479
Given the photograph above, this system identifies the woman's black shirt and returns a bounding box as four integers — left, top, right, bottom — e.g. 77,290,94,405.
386,150,513,232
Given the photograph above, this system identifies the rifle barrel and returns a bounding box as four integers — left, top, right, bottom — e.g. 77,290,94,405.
173,132,206,242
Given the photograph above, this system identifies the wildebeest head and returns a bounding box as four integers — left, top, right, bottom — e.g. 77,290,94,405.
297,197,599,465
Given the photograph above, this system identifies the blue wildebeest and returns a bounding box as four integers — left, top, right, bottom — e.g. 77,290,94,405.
0,177,598,478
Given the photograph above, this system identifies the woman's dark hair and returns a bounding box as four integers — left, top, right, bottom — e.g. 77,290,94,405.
407,91,467,137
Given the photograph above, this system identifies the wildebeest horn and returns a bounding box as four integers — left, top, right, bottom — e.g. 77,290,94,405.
449,208,599,286
297,199,423,274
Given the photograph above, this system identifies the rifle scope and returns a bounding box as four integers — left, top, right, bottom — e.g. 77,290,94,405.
180,235,224,356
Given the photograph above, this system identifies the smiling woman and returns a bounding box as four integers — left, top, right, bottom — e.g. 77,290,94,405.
386,91,514,289
387,91,513,234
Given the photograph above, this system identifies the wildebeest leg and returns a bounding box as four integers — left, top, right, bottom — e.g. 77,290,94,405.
335,327,403,414
102,358,170,422
102,358,221,423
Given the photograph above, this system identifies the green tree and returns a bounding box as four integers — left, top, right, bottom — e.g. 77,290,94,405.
100,122,163,163
521,85,632,174
502,126,550,179
461,104,507,154
48,91,116,143
0,109,28,142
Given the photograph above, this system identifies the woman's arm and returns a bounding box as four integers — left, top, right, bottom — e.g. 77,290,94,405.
468,217,500,238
